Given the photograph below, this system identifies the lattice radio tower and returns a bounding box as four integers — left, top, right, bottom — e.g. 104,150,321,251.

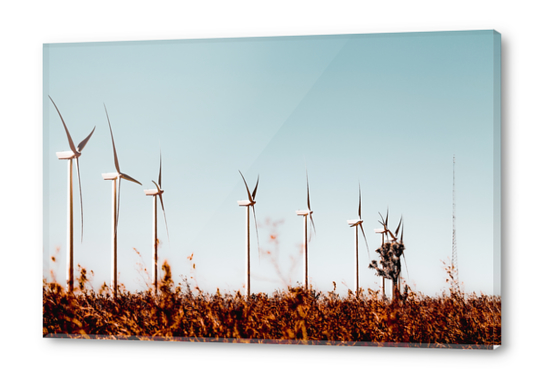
452,155,458,286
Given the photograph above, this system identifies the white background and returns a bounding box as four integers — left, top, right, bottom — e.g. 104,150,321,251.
0,1,537,377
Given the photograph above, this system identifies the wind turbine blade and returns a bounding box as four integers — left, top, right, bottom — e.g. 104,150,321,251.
238,171,254,203
151,180,162,192
402,254,410,280
104,104,121,174
121,172,142,186
400,220,408,279
49,96,77,154
395,216,403,238
75,157,84,242
309,214,316,235
158,193,170,242
358,183,362,219
306,170,311,210
252,205,261,261
359,224,370,259
158,150,162,188
77,126,96,152
252,175,259,201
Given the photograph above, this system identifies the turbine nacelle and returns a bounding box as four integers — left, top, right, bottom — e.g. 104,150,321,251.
56,150,80,160
145,180,164,197
102,172,120,181
379,222,398,242
347,219,363,227
144,188,162,196
102,172,141,185
237,199,255,207
296,209,313,216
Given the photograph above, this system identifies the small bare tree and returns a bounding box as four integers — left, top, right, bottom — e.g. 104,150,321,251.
369,241,405,301
369,212,406,301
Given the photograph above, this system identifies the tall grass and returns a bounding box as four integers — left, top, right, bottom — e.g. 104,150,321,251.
43,260,500,348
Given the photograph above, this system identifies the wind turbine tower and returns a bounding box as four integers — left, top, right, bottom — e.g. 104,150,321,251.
50,96,95,292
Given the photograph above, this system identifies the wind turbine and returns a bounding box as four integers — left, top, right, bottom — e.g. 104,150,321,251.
144,151,170,294
373,209,390,298
237,170,260,297
372,210,406,300
375,209,398,243
49,96,96,292
296,170,315,290
346,184,370,295
102,105,142,297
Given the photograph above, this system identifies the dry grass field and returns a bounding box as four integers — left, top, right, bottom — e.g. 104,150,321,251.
43,261,500,348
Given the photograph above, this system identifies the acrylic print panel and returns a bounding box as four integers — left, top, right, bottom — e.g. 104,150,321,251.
43,30,501,348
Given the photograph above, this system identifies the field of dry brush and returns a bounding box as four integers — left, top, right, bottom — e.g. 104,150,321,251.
43,262,500,348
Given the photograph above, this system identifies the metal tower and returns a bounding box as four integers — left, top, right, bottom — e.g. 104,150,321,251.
452,155,458,286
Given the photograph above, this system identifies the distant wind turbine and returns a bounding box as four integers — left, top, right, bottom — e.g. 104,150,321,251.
347,184,370,295
237,171,260,296
102,105,142,296
296,170,316,290
144,151,170,294
374,209,390,298
371,210,407,300
375,209,400,243
49,96,96,292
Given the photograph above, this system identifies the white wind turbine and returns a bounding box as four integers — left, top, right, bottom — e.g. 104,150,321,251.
296,170,316,290
144,151,170,294
346,184,370,295
373,210,405,298
102,105,142,297
376,210,402,242
237,171,260,297
374,209,389,297
385,213,407,299
49,96,96,292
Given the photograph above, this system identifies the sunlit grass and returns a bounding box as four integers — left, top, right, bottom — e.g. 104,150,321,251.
43,260,500,348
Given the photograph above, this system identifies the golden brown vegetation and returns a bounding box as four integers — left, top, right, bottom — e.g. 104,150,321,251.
43,261,500,348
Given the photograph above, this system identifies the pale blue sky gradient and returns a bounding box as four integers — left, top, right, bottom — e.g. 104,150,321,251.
43,30,500,296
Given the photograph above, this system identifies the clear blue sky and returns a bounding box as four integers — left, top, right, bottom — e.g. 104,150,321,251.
43,30,500,296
